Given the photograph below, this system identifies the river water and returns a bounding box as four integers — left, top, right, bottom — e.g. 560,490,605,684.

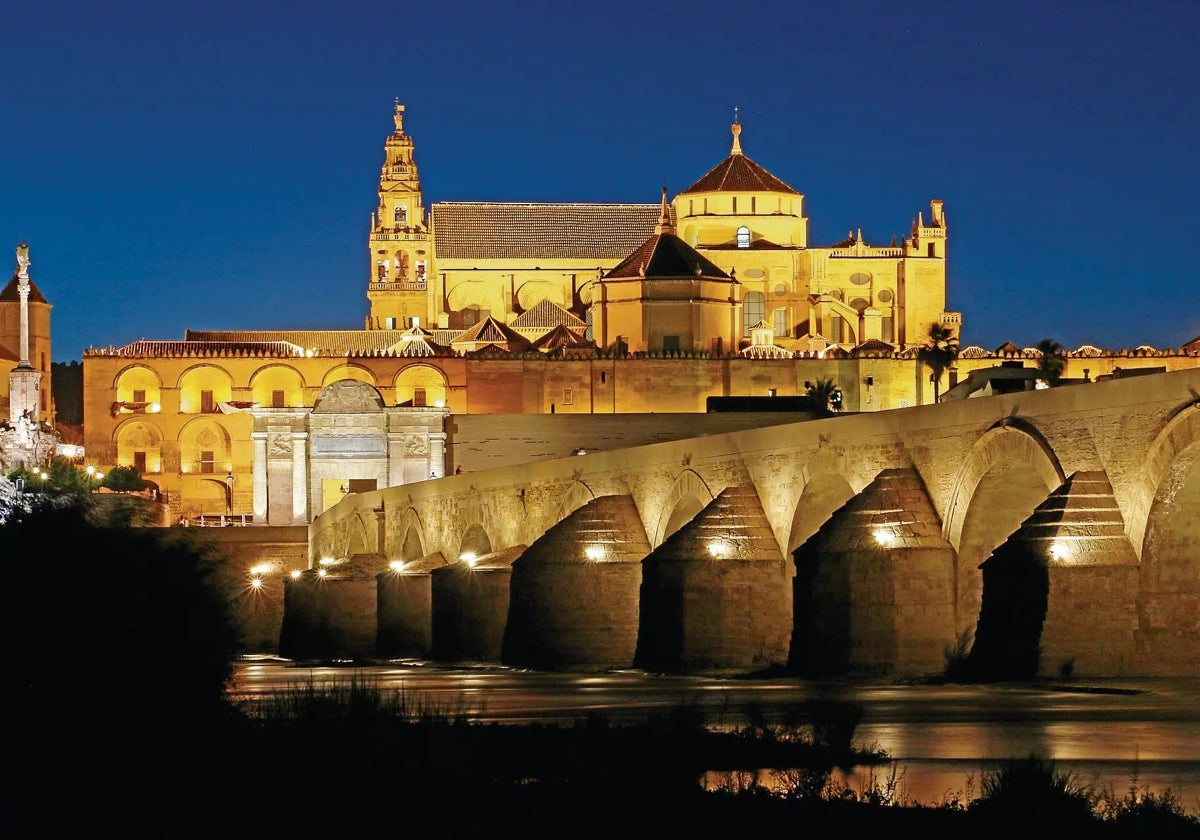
229,657,1200,812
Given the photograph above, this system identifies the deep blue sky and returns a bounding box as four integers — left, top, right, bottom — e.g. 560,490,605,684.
4,0,1197,363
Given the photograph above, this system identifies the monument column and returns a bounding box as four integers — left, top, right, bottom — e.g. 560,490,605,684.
291,432,309,523
251,431,268,523
9,242,42,423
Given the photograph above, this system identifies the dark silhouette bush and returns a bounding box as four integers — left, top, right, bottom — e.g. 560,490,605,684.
2,499,241,749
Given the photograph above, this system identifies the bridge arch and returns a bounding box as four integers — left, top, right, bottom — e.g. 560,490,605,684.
554,479,598,524
392,506,428,563
943,419,1066,638
1130,400,1200,556
652,469,716,547
1136,402,1200,671
457,522,493,562
785,466,856,554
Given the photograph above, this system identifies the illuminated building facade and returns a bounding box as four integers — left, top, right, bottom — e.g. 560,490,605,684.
80,104,1198,521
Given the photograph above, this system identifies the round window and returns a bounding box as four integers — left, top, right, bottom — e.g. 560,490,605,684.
774,283,788,296
850,272,871,286
877,289,893,303
743,268,764,279
851,297,870,312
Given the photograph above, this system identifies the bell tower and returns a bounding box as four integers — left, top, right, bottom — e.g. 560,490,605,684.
366,101,432,330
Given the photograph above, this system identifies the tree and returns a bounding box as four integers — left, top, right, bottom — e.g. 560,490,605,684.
102,464,147,492
0,498,242,749
1036,338,1067,382
806,378,840,414
917,323,960,403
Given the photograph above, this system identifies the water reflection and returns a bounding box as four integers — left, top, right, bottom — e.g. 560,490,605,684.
229,659,1200,810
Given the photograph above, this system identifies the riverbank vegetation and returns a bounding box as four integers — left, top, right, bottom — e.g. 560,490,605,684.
6,497,1198,836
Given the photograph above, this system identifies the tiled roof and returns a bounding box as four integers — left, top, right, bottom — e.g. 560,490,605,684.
94,340,307,357
604,233,732,280
185,329,412,354
430,202,668,260
852,338,897,357
740,344,793,359
511,299,586,330
531,324,592,351
451,316,531,350
0,276,48,303
680,154,798,196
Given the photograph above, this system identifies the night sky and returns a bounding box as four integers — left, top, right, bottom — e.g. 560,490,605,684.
4,0,1197,363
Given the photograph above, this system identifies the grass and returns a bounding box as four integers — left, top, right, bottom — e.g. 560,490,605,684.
22,674,1198,836
214,677,1197,835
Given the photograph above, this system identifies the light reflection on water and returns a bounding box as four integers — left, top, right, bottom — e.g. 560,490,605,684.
230,659,1200,812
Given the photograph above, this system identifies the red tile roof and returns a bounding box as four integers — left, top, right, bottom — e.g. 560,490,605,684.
430,202,669,260
0,276,48,303
604,233,732,280
511,299,586,330
680,154,798,196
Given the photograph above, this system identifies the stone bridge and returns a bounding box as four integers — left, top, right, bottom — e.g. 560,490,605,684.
286,369,1200,678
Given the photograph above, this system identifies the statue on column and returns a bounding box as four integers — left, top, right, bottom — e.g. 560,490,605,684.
16,241,30,279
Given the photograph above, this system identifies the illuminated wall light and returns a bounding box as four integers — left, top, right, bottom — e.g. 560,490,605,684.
249,576,264,590
317,568,328,578
388,560,406,573
873,528,895,547
1049,541,1070,561
318,557,337,566
149,402,161,413
459,552,478,568
290,570,302,580
584,545,605,562
706,540,732,558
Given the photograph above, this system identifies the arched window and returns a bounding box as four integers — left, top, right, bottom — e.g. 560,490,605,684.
743,291,765,334
394,205,408,224
737,226,751,248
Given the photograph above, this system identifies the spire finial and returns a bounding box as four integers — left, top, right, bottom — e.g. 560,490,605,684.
393,99,405,133
655,186,674,235
731,106,742,155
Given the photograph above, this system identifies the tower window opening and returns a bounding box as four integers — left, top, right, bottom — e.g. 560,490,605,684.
272,390,285,408
737,226,751,248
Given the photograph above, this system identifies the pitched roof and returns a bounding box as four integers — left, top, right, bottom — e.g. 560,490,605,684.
680,153,798,196
0,276,48,303
510,298,586,330
431,202,668,260
603,233,732,280
385,327,453,357
451,316,531,351
531,324,592,352
96,339,307,357
184,329,411,354
852,338,897,357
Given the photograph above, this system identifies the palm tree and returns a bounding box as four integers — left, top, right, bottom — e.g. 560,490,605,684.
1036,338,1067,383
806,378,840,414
917,323,959,403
